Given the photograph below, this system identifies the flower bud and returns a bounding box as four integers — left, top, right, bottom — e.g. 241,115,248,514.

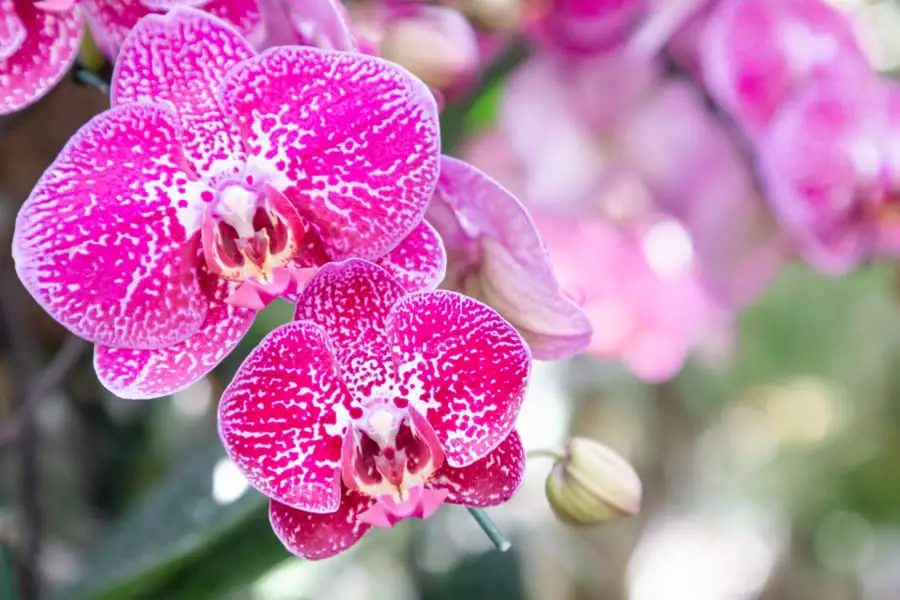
545,437,642,525
455,0,524,32
380,6,480,91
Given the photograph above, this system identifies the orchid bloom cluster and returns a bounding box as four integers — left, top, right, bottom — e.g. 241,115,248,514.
8,0,594,560
7,0,886,562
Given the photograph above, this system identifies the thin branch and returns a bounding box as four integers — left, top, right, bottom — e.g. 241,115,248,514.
466,507,512,552
0,335,88,449
71,62,111,95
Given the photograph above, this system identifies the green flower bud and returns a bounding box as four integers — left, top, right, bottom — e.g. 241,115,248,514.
544,437,642,526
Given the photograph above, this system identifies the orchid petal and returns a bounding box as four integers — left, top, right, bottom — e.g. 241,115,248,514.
0,0,81,114
0,3,26,61
280,0,356,50
758,76,891,273
94,268,255,399
432,430,525,507
701,0,869,139
294,260,407,399
112,8,254,177
222,45,440,260
219,320,356,512
83,0,261,60
374,220,446,293
434,156,592,360
293,259,407,351
388,291,530,467
13,103,210,349
269,490,373,560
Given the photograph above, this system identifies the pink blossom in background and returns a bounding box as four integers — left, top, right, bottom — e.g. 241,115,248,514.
759,76,900,274
527,0,647,55
219,259,529,559
0,0,82,114
427,156,592,360
534,211,730,382
13,8,442,399
499,51,782,306
615,76,783,304
263,0,357,50
700,0,871,140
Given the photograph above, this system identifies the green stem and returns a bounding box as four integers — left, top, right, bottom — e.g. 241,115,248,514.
526,448,565,461
466,507,512,552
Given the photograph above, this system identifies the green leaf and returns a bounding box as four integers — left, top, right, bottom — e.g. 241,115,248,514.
58,436,268,600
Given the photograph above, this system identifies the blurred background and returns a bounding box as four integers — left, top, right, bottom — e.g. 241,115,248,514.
5,0,900,599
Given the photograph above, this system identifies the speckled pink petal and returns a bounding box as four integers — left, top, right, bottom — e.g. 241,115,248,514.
293,260,406,400
293,259,407,350
374,221,446,293
13,103,210,349
219,319,356,512
81,0,151,59
0,0,81,114
269,491,374,560
204,0,264,48
388,291,530,467
432,430,525,507
93,268,256,399
434,156,591,360
222,46,440,260
112,8,254,178
0,2,26,61
83,0,261,60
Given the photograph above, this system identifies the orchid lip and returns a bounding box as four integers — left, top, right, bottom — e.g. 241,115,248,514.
340,401,447,527
201,180,314,307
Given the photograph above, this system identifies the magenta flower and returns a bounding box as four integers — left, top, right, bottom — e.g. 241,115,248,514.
82,0,264,59
527,0,646,55
759,76,900,273
0,0,82,114
219,259,529,560
13,8,442,399
701,0,870,140
428,156,592,360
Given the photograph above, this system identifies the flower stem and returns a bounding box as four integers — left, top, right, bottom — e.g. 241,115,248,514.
466,507,512,552
526,448,565,461
72,63,110,95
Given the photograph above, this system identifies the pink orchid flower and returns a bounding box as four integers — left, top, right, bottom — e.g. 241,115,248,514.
13,8,442,399
219,259,529,560
700,0,871,140
527,0,646,55
0,0,82,114
428,155,592,360
759,76,900,274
